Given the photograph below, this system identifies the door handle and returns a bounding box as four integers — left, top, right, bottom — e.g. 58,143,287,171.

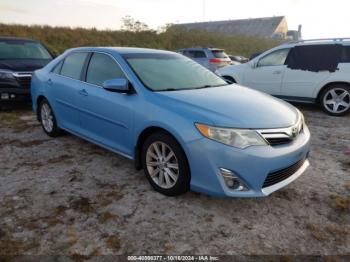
47,79,53,85
78,89,88,96
273,70,282,75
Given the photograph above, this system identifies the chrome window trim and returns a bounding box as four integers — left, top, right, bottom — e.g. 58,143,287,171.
50,50,136,92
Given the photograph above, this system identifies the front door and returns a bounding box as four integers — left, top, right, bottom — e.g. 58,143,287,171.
243,48,290,96
76,52,136,156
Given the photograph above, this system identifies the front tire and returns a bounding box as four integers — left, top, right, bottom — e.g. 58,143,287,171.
319,84,350,116
39,98,61,137
141,132,190,196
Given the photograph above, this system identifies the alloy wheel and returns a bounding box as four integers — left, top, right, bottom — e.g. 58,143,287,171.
323,88,350,114
41,103,54,133
146,141,179,189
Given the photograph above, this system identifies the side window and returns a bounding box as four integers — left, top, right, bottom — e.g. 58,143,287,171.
52,60,63,74
193,51,206,58
257,49,290,67
183,51,194,58
341,46,350,63
86,53,125,86
60,52,88,80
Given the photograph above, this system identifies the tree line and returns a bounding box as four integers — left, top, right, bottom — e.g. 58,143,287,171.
0,16,283,57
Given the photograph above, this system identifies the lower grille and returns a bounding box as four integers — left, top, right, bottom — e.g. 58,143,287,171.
16,76,32,89
263,158,306,188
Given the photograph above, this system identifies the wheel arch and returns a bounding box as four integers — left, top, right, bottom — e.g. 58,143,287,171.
316,81,350,103
134,126,189,171
36,95,47,121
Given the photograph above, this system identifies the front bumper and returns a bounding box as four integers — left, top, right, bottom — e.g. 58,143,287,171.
186,124,311,197
0,86,31,102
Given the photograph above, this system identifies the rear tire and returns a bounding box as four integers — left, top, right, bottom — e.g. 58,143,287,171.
319,84,350,116
39,98,62,137
141,132,190,196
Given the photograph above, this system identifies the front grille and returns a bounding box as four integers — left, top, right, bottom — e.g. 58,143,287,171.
16,76,32,89
265,137,293,146
262,158,306,188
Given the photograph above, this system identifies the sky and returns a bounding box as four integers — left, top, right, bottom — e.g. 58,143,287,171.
0,0,349,39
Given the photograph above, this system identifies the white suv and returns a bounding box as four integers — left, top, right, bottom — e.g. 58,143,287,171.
217,38,350,116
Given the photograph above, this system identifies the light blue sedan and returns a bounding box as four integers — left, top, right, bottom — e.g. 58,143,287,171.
31,47,310,197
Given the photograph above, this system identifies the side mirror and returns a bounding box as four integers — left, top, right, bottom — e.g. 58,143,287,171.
103,78,130,93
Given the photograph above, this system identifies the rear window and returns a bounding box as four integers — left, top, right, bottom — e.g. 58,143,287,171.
211,50,228,59
340,46,350,63
0,40,52,60
183,50,206,58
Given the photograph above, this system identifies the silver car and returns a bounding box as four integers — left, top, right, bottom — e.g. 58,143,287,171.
177,48,231,72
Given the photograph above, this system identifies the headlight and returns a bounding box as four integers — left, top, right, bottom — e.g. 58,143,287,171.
195,123,267,149
0,70,15,80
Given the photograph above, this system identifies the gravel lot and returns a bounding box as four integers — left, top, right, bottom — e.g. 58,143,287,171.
0,103,349,258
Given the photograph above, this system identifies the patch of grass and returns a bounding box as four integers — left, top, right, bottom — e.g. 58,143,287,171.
0,112,21,123
325,224,350,244
67,233,79,247
97,190,123,207
70,197,94,214
306,224,328,241
68,168,84,182
22,221,40,231
330,195,350,213
106,235,121,251
98,211,118,224
70,248,101,261
47,154,73,164
345,182,350,191
0,112,33,133
2,139,50,148
0,231,39,255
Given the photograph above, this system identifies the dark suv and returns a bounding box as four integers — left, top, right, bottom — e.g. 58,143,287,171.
0,37,53,103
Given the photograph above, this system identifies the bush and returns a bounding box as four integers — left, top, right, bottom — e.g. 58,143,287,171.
0,23,283,57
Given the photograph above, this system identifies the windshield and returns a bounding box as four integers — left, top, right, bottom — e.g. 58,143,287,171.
0,40,52,60
123,53,228,91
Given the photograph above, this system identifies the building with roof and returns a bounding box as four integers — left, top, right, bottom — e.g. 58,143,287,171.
176,16,301,40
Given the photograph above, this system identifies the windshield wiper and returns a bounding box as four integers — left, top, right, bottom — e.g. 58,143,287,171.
192,84,229,89
156,88,179,92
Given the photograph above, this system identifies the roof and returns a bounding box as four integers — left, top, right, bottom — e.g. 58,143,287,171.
65,47,175,55
0,36,36,42
177,16,286,38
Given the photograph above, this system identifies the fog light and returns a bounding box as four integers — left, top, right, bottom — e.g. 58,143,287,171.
220,168,249,191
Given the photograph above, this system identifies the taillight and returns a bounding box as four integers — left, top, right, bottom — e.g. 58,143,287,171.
209,58,222,64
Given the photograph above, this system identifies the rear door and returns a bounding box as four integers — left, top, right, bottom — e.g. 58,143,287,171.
243,48,290,95
281,45,335,99
75,52,136,156
48,52,89,132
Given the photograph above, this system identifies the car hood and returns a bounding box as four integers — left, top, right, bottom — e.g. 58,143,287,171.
0,59,51,72
156,85,299,129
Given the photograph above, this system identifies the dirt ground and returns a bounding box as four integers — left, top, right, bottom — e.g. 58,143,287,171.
0,103,349,258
